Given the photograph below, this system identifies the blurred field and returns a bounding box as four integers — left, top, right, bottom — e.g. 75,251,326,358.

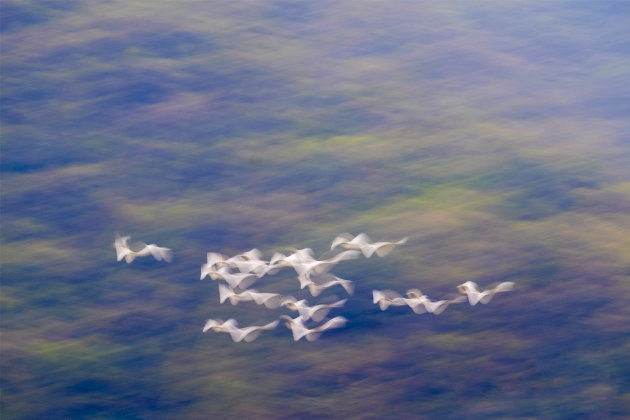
2,1,630,419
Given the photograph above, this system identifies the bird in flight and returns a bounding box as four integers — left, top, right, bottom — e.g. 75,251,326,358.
331,233,408,258
113,234,172,263
202,318,279,342
281,297,347,322
457,281,515,306
218,284,285,309
280,315,348,341
404,289,466,314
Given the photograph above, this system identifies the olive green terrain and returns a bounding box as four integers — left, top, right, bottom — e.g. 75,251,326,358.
1,1,629,419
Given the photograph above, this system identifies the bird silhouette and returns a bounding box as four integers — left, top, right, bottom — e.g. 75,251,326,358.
457,281,515,306
372,289,411,310
205,266,258,290
405,289,466,314
202,318,238,333
298,272,354,297
280,297,347,322
202,318,278,342
331,233,408,258
113,234,172,263
226,248,272,278
273,248,360,278
200,252,230,280
218,284,285,309
280,315,348,341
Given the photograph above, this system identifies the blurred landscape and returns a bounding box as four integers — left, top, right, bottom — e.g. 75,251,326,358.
2,1,630,418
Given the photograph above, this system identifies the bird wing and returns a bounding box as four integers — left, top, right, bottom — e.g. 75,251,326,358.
228,272,258,289
330,233,354,250
494,282,516,293
249,292,283,309
218,283,234,303
202,319,221,332
242,248,264,261
406,289,424,299
353,233,372,245
151,245,173,262
113,235,133,261
308,307,331,322
314,316,348,333
328,298,348,308
283,316,309,341
309,299,345,322
328,250,361,264
373,289,403,302
372,242,400,257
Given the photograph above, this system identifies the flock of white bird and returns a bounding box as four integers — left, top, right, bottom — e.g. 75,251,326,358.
114,233,515,343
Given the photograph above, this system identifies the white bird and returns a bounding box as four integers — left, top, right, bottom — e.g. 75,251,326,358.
226,248,271,278
202,318,238,333
274,248,361,278
281,297,347,322
218,284,285,309
202,318,278,342
200,252,230,280
113,234,133,262
457,281,516,306
113,234,172,263
331,233,408,258
405,289,466,314
372,289,410,311
298,272,354,297
280,315,348,341
208,266,258,290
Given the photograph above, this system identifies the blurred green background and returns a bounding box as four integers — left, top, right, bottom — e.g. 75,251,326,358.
2,1,629,418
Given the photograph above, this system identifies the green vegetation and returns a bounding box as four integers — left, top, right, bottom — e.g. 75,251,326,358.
2,0,629,418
